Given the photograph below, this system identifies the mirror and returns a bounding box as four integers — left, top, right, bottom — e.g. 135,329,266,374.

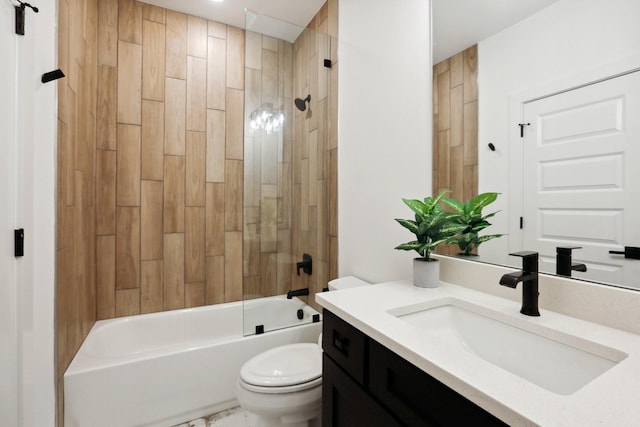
432,0,640,290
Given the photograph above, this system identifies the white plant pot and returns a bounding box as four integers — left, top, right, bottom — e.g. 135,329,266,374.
413,258,439,288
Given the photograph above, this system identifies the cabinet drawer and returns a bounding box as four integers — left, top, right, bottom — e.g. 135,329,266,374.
368,339,507,426
322,310,367,385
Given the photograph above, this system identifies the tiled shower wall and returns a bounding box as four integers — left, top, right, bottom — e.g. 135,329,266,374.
93,0,247,318
242,2,339,307
433,45,479,255
291,7,339,308
242,33,294,299
56,0,337,423
56,0,98,423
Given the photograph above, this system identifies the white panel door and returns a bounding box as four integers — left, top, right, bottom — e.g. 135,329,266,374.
522,71,640,287
0,1,19,425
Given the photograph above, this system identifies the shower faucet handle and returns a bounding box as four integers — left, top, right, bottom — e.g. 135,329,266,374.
296,253,312,276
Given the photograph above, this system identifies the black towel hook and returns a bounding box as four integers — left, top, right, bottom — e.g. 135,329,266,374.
15,1,39,36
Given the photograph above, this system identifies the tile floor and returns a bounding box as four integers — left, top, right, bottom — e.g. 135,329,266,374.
174,407,257,427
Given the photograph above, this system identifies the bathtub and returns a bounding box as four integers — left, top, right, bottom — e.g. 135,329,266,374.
64,296,322,427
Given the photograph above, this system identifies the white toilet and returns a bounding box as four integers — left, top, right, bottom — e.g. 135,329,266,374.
235,276,370,427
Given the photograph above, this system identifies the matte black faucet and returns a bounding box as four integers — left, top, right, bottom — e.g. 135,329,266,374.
287,288,310,299
556,246,587,277
296,253,312,276
499,251,540,316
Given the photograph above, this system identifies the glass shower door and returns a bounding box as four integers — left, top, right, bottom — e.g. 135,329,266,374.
242,10,333,335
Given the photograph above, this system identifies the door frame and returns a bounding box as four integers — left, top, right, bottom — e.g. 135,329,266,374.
507,53,640,253
0,2,20,425
1,1,58,425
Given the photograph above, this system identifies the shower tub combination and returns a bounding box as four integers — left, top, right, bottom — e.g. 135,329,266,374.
64,295,321,427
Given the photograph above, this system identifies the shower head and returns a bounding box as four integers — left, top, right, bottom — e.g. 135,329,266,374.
294,95,311,112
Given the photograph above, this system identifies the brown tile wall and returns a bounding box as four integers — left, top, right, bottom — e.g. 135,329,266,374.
56,0,98,424
242,2,338,309
291,2,339,309
242,32,293,299
433,45,479,256
56,0,338,423
92,0,247,318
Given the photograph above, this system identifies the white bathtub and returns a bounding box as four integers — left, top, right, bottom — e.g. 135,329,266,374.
64,296,322,427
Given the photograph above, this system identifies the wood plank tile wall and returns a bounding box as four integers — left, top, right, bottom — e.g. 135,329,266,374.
292,2,339,309
242,1,338,309
433,45,479,256
56,1,338,423
56,0,98,424
242,32,293,299
90,0,248,317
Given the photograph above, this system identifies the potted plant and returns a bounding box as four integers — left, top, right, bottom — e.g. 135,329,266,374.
441,192,503,256
395,190,467,287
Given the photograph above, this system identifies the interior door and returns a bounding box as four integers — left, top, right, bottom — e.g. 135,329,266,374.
0,2,19,425
522,71,640,287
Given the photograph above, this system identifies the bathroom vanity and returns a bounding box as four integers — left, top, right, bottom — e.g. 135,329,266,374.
316,263,640,426
322,309,505,426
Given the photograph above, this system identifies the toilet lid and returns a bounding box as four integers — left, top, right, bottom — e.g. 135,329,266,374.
240,343,322,387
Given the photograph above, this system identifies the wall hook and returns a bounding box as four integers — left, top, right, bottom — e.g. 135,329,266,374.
488,143,496,151
15,1,39,36
42,69,65,84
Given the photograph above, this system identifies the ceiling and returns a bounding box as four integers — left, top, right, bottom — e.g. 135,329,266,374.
432,0,560,63
140,0,326,42
141,0,560,59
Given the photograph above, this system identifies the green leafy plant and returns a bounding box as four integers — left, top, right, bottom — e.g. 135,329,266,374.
441,192,503,256
394,190,468,260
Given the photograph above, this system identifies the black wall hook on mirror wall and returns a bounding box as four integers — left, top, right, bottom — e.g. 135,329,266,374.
15,1,39,36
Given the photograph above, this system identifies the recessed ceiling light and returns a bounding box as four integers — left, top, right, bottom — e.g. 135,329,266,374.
211,0,224,3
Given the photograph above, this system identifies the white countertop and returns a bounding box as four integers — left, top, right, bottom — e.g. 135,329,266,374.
316,280,640,426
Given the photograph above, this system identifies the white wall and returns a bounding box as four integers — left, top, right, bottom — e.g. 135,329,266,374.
477,0,640,264
0,2,20,426
338,0,432,283
0,1,57,426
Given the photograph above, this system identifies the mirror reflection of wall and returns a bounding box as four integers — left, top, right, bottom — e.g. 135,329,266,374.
432,44,478,257
433,0,640,289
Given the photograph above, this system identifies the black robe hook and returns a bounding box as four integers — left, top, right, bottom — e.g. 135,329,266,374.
42,69,65,84
15,1,39,36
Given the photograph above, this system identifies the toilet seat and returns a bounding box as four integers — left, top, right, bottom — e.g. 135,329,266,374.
239,343,322,394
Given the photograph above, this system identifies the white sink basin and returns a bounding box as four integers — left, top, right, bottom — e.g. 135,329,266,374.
389,298,627,395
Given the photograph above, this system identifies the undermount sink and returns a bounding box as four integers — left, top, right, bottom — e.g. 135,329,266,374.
388,298,627,395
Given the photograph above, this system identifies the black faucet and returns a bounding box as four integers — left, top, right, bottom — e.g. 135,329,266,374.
287,288,310,299
296,253,312,276
556,246,587,277
499,251,540,316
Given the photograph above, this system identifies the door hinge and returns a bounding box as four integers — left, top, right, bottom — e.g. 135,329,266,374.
15,228,24,257
518,122,531,137
519,217,524,229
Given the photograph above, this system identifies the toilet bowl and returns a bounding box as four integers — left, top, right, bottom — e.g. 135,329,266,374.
235,276,370,427
236,343,322,427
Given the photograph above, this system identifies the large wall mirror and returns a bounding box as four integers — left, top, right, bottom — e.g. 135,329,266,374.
433,0,640,290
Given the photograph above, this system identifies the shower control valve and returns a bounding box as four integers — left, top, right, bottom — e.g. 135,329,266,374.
296,254,312,276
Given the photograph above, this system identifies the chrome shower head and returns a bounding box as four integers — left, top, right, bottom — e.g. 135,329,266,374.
294,95,311,112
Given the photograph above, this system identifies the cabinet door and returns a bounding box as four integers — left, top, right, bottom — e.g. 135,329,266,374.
368,340,507,427
323,354,401,427
322,310,367,385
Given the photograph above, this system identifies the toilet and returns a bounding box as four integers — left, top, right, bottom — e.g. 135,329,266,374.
235,276,370,427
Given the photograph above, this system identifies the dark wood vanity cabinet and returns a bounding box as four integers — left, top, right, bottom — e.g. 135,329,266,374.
322,309,508,427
